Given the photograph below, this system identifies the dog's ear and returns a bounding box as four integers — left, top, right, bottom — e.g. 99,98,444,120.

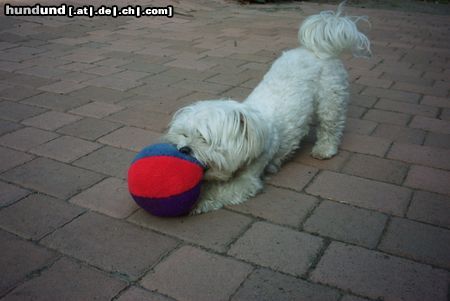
239,112,249,140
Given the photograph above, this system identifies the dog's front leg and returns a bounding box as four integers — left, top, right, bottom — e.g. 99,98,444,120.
191,157,269,215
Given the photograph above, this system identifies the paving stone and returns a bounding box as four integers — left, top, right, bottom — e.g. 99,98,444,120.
292,143,351,171
311,242,448,301
106,107,170,132
0,127,59,151
229,186,317,227
340,296,370,301
0,146,33,173
349,94,377,108
0,86,41,101
22,111,82,130
340,133,391,157
171,79,231,95
98,126,161,151
229,222,323,277
375,98,439,118
116,286,173,301
3,258,126,301
17,65,69,80
355,76,393,89
141,246,252,301
83,76,141,91
112,70,149,81
5,73,54,89
1,158,104,199
85,65,123,76
22,92,91,111
0,120,22,136
409,116,450,135
0,193,84,240
0,181,30,207
118,95,189,114
407,191,450,228
70,177,137,219
344,118,377,135
363,109,410,126
73,145,135,178
62,51,105,63
387,143,450,170
404,165,450,195
38,80,87,94
424,132,450,149
304,201,387,248
371,123,426,145
267,162,318,192
393,81,448,97
122,61,168,74
57,117,121,140
129,209,252,252
69,101,124,118
232,268,339,301
30,136,101,163
342,153,409,184
41,212,178,278
421,95,450,108
0,230,57,296
0,101,47,121
68,86,132,103
306,171,411,216
361,87,421,104
347,105,367,118
379,217,450,269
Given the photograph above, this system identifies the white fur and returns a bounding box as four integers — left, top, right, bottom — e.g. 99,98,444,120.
165,5,371,214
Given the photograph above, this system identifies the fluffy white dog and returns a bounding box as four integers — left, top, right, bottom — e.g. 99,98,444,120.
165,4,371,214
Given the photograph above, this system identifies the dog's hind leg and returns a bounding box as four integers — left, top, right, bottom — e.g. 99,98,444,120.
312,70,349,159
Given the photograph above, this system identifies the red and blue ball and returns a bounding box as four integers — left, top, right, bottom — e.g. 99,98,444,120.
127,143,204,217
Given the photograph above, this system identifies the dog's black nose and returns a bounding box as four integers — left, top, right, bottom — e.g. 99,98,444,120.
179,146,192,154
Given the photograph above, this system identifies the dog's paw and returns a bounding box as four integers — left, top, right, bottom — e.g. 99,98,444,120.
311,144,337,160
265,162,280,174
190,199,223,215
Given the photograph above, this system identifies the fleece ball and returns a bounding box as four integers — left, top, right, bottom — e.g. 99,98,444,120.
128,143,204,217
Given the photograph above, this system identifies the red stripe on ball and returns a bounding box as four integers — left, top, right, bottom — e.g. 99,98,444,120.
128,155,203,199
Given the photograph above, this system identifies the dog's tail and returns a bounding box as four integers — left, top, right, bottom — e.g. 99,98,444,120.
298,2,371,59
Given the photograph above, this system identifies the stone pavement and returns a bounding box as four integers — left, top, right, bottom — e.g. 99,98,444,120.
0,0,449,300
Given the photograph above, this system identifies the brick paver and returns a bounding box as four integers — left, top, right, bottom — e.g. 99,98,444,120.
1,158,104,199
311,242,448,301
306,171,411,215
304,200,387,248
41,212,178,278
229,222,324,276
141,246,253,301
129,209,252,252
407,191,450,228
0,181,29,207
115,287,173,301
0,230,57,296
232,268,340,301
379,217,450,269
69,177,138,219
229,185,318,227
3,258,127,301
0,193,84,240
1,1,449,300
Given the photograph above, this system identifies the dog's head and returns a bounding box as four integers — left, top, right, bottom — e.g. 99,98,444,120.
165,100,267,181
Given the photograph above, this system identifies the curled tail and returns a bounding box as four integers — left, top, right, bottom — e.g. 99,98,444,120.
298,2,371,59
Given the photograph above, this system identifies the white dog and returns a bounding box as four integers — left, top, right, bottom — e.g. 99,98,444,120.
165,4,371,214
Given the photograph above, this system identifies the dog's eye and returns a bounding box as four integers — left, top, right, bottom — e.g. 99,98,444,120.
199,135,207,143
181,133,188,138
